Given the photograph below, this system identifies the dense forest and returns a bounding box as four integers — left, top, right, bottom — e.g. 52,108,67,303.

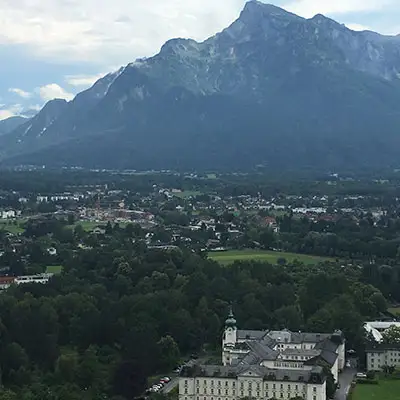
0,170,398,398
0,222,389,399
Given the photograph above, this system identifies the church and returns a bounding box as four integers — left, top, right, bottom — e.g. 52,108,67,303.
179,308,345,400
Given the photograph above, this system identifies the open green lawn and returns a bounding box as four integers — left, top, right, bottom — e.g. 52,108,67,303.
76,221,105,232
353,379,400,400
208,249,334,265
46,265,63,274
388,307,400,316
0,220,25,234
74,221,130,232
173,191,202,199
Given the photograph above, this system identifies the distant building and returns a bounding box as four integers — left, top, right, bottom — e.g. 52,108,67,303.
15,273,54,285
179,309,345,400
366,343,400,371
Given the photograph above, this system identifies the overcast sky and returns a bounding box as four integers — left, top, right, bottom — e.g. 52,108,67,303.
1,0,400,120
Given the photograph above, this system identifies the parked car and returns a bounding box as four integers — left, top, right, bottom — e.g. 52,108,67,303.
356,373,367,379
346,361,351,368
160,377,171,383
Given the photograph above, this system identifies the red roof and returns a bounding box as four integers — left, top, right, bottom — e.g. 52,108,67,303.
265,217,277,225
0,277,15,284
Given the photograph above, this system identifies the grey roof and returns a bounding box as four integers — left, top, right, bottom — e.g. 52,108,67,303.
366,343,400,352
180,364,326,384
235,342,279,366
289,332,331,344
238,330,269,340
281,348,321,357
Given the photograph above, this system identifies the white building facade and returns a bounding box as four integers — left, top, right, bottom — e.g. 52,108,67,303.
366,344,400,371
179,309,345,400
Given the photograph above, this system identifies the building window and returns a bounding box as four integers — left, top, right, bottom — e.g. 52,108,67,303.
211,389,214,394
257,392,260,397
280,393,283,399
197,388,199,394
225,390,228,395
313,387,316,392
232,390,236,395
225,382,228,387
313,397,316,400
185,380,188,385
204,381,207,385
218,381,221,386
185,389,188,394
232,382,235,387
218,389,221,395
273,384,276,389
211,381,214,386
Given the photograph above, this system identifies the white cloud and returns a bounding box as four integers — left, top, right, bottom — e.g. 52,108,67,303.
346,23,372,31
65,73,105,87
0,0,244,64
37,84,74,101
8,88,32,99
0,110,15,120
283,0,394,18
0,104,24,120
0,0,397,68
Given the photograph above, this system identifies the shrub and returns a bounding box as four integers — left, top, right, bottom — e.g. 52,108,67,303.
356,378,378,385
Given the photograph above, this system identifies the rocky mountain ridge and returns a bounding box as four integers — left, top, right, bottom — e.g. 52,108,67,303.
2,1,400,171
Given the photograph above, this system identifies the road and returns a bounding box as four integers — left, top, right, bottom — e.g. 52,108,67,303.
334,369,356,400
162,356,211,394
162,377,179,394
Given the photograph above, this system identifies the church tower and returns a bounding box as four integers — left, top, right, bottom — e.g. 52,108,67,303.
222,306,237,365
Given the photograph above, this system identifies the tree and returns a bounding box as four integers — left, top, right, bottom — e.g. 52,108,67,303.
382,326,400,344
157,335,180,372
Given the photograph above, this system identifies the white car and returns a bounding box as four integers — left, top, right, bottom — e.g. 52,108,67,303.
346,361,351,368
356,373,367,379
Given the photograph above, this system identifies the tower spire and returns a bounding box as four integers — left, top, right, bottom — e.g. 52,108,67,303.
225,304,237,328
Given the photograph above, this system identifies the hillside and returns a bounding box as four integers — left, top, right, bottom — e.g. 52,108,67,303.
2,1,400,171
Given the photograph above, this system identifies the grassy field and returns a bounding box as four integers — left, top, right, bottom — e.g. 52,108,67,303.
388,307,400,316
0,220,25,234
46,265,63,274
75,221,105,232
173,191,202,199
208,249,334,265
353,379,400,400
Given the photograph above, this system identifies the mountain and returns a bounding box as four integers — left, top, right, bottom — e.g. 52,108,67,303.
0,116,28,136
3,1,400,171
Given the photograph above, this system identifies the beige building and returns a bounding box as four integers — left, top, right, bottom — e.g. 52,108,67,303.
179,309,345,400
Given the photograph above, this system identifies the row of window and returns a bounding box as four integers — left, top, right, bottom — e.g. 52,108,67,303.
189,380,305,391
183,394,317,400
185,386,317,396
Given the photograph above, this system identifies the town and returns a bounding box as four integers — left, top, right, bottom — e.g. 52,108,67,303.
0,169,399,399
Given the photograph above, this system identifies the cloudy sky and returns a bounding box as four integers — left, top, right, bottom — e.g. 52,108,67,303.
1,0,399,120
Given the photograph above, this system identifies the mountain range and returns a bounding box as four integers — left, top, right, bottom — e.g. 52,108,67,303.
2,1,400,172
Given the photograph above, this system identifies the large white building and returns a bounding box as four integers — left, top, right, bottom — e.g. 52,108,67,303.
366,343,400,371
179,309,345,400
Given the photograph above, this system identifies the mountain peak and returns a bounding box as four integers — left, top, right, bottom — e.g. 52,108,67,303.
240,1,298,22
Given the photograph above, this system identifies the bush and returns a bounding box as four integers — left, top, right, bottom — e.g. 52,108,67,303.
356,378,379,385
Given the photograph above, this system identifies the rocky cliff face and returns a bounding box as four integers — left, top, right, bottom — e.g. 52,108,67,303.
2,1,400,171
